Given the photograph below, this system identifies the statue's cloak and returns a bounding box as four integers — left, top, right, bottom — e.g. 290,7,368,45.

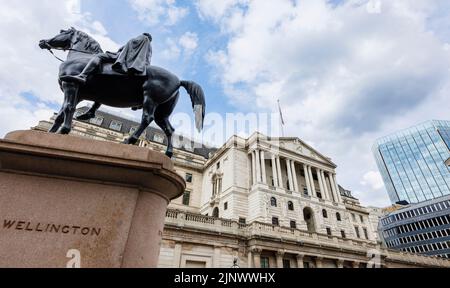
111,34,152,76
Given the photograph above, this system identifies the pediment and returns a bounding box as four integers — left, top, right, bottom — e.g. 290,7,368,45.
268,138,335,166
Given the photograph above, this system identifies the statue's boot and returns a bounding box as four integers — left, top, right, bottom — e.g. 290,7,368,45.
60,57,100,84
60,74,88,85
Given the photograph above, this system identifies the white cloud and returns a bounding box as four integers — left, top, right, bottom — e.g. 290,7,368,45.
129,0,189,26
361,171,385,191
179,32,199,54
198,0,450,206
0,0,118,137
161,32,199,60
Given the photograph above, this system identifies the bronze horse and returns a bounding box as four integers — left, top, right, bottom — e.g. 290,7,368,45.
39,28,205,158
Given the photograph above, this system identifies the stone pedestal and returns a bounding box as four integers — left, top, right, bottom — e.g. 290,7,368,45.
0,130,185,268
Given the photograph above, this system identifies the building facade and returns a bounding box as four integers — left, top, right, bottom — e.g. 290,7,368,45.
32,109,450,268
373,120,450,204
380,195,450,259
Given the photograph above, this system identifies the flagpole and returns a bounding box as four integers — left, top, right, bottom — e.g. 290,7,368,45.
278,100,285,138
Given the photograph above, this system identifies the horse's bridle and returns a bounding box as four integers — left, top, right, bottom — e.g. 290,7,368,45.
43,41,95,63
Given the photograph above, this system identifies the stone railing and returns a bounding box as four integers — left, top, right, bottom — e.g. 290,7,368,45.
164,209,450,268
164,209,376,252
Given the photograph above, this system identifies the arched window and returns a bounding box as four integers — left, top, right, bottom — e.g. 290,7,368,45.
336,213,342,221
288,201,294,211
322,209,328,218
271,197,278,207
213,207,219,218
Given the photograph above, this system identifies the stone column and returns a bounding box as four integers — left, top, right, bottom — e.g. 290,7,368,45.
173,243,183,268
286,159,294,191
317,169,326,200
308,166,316,197
296,254,305,269
291,161,299,192
276,157,284,189
255,150,261,184
260,150,267,185
213,246,222,268
337,259,344,269
252,249,262,268
247,251,253,268
251,151,256,186
271,154,279,187
353,261,360,269
322,171,332,201
332,174,342,203
316,257,323,268
303,164,311,195
276,251,285,268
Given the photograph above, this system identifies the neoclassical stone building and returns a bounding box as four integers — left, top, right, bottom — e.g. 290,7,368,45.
33,108,450,268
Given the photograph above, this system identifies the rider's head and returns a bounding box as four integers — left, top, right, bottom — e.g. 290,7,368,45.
143,33,152,42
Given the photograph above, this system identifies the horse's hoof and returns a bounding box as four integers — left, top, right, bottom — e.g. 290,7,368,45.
123,137,138,145
59,126,71,135
165,151,174,158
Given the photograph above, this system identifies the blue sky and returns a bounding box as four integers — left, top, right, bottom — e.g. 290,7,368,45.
81,0,236,117
0,0,449,207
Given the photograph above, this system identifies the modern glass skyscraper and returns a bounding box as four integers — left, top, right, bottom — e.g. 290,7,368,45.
373,120,450,204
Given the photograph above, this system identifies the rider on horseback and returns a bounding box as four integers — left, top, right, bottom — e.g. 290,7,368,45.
60,33,153,84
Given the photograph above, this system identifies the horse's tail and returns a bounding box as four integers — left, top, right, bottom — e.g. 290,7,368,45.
180,80,206,132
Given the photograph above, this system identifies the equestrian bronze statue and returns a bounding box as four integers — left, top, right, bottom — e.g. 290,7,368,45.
39,28,206,158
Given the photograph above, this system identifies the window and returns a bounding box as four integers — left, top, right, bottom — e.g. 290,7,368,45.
283,259,291,269
303,188,309,196
355,226,361,239
153,133,164,143
89,116,104,126
217,162,221,170
363,228,369,240
224,202,228,210
290,221,297,229
322,209,328,219
129,126,138,135
360,215,364,223
271,197,278,207
186,173,193,183
317,192,323,199
239,218,246,225
261,257,270,268
272,217,280,226
336,213,342,221
109,120,122,131
341,230,346,239
326,228,332,236
288,201,294,211
182,191,191,206
352,214,356,222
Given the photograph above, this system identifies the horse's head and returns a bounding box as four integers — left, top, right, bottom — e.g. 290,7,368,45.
39,28,76,50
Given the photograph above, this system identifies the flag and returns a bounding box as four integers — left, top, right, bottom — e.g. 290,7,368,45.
278,100,285,125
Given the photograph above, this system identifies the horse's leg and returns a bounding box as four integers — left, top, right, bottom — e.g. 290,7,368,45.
59,82,80,135
76,102,101,121
156,117,175,158
123,85,156,145
155,92,180,158
49,107,65,133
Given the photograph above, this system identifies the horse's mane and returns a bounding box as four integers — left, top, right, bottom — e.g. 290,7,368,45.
73,30,104,54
